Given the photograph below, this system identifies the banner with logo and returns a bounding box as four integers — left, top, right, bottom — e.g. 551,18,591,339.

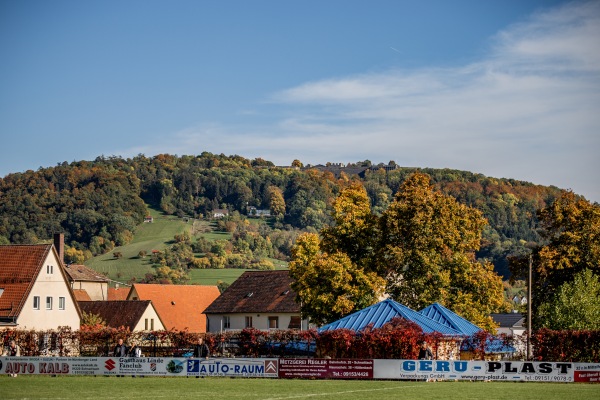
0,357,278,377
0,356,598,382
373,359,596,382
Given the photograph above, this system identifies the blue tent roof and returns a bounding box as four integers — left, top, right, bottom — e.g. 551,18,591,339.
419,302,481,336
318,299,462,336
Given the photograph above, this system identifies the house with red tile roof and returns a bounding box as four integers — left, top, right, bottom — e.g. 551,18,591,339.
0,243,81,330
63,263,110,301
79,300,164,331
108,286,130,301
73,289,92,302
127,284,220,333
203,270,307,333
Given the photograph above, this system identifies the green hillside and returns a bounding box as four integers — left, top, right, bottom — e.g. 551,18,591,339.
0,153,570,279
85,206,282,286
85,207,190,283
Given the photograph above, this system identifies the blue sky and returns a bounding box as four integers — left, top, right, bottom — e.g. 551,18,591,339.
1,0,599,202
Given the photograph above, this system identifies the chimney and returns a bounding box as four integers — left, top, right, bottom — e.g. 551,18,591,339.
53,233,64,264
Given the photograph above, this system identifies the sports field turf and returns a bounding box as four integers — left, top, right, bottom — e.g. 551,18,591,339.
2,376,599,400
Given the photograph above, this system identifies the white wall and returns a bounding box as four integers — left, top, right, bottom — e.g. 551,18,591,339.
71,281,108,301
17,251,80,330
206,313,307,333
132,305,165,331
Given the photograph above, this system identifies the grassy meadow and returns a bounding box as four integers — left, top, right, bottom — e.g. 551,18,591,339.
2,375,599,400
85,206,287,286
85,207,190,283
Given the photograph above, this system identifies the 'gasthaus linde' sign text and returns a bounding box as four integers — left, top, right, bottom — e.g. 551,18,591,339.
0,357,598,382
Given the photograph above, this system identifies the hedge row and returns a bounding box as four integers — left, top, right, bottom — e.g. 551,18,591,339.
2,322,597,362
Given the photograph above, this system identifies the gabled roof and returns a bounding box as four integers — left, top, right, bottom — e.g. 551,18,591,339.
79,300,159,331
203,270,299,314
64,264,109,283
130,284,220,333
0,245,52,319
490,313,525,328
108,287,130,301
318,299,462,336
73,289,92,301
419,303,481,335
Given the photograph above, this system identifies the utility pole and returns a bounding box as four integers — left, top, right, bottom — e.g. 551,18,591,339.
527,254,533,361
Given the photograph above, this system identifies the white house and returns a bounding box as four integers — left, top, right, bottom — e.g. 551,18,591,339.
203,270,307,333
0,241,81,330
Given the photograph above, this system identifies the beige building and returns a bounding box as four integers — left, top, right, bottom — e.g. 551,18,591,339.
0,243,81,330
64,263,110,301
78,300,164,331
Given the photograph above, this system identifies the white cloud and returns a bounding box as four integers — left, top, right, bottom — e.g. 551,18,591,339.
128,1,600,202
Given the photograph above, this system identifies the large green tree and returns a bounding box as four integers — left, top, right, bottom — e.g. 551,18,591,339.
379,173,507,330
510,191,600,328
290,176,507,329
289,232,385,325
320,182,378,272
537,269,600,330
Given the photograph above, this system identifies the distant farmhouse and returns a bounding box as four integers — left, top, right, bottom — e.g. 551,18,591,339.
212,209,229,219
247,206,271,217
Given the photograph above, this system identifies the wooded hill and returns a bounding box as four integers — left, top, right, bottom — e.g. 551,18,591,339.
0,153,567,278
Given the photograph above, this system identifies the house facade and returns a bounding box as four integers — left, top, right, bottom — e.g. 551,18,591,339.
64,263,109,301
204,270,307,333
0,244,81,330
79,300,164,331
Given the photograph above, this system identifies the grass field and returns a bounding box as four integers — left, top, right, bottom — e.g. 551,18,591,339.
86,207,190,282
85,206,288,285
2,376,599,400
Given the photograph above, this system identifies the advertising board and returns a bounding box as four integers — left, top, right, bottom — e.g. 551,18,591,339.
0,356,597,383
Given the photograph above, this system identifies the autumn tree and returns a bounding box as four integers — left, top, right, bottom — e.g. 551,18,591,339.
379,173,508,330
320,182,378,272
267,185,286,218
510,191,600,328
81,311,106,329
289,233,385,325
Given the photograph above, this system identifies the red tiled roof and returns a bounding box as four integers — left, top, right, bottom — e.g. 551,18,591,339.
73,289,92,301
204,270,299,314
108,287,130,301
130,284,220,333
0,245,52,318
64,264,108,282
79,300,156,331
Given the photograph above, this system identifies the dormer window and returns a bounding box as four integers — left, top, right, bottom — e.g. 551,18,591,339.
245,292,253,298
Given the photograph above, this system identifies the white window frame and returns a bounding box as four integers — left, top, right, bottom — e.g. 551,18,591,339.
59,297,65,310
47,265,53,274
245,316,253,328
46,296,53,310
223,316,231,329
33,296,40,310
